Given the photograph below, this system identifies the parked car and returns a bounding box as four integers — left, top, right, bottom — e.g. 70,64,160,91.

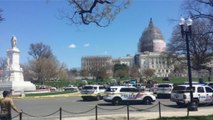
170,84,213,106
205,82,213,88
81,85,106,101
156,83,173,98
63,85,79,92
103,86,156,105
149,84,158,94
36,85,56,91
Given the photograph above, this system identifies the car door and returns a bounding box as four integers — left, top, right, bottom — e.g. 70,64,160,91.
120,88,131,101
120,88,138,101
205,86,213,104
197,86,206,104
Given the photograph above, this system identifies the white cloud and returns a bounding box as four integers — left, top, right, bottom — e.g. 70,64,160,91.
83,43,90,47
68,44,76,48
104,51,108,54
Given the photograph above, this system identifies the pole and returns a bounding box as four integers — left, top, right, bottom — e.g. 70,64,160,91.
59,107,62,120
185,32,193,103
19,112,22,120
127,104,129,120
95,105,98,120
159,102,161,118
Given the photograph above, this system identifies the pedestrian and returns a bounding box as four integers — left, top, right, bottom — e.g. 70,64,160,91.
0,91,21,120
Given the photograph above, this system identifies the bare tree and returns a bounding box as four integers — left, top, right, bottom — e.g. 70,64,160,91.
28,42,54,60
64,0,131,27
0,57,7,70
0,9,4,22
184,0,213,22
96,67,110,80
129,65,141,79
142,68,155,79
168,19,213,71
27,43,68,84
80,69,89,78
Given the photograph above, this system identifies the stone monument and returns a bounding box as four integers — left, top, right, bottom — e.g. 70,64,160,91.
0,36,36,92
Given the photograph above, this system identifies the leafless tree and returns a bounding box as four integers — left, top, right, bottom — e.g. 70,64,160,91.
142,68,155,79
184,0,213,22
26,43,68,84
0,9,4,22
168,19,213,72
80,69,89,78
64,0,131,27
129,65,141,79
0,57,7,70
28,42,54,60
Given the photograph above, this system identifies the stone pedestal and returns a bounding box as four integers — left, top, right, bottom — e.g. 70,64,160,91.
0,36,36,92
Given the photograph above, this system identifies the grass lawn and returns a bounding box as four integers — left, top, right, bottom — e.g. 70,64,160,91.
156,114,213,120
153,77,209,85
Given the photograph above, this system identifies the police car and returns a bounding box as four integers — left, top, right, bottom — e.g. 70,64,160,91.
156,83,173,97
103,86,156,105
170,84,213,106
81,85,106,101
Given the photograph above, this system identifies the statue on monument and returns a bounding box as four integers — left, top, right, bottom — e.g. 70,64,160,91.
0,36,36,92
11,36,17,48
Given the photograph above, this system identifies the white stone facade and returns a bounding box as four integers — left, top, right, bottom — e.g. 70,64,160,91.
136,52,173,77
112,55,134,67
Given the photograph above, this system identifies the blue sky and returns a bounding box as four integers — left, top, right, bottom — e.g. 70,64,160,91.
0,0,184,69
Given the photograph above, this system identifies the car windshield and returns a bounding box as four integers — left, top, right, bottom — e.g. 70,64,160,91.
172,86,195,93
105,87,117,92
83,86,96,90
158,84,172,87
208,83,213,86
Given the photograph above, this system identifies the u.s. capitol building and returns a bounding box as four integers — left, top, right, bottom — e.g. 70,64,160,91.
81,18,173,78
135,18,173,77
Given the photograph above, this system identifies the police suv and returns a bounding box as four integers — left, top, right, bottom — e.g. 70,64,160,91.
170,84,213,106
103,86,156,105
81,85,106,101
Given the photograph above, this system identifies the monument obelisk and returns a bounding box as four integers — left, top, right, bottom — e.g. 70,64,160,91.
0,36,36,92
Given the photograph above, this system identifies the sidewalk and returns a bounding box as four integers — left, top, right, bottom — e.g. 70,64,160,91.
61,107,213,120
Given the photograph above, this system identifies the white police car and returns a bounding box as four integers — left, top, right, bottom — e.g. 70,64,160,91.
103,86,156,105
170,84,213,106
81,85,106,101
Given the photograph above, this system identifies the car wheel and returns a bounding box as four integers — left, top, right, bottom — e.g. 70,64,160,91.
143,97,152,105
82,98,87,101
193,99,199,106
113,97,122,105
96,95,101,101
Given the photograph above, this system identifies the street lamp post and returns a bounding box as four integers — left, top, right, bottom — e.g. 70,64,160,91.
179,16,198,111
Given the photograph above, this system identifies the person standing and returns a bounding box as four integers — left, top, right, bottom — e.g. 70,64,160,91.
0,91,21,120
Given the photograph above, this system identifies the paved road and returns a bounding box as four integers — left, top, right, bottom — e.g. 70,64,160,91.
12,96,212,120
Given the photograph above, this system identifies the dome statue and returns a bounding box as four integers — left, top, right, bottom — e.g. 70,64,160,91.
138,18,166,53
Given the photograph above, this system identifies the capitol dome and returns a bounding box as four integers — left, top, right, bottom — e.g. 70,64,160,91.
138,18,166,53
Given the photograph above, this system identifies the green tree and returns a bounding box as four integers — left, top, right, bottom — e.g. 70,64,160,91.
113,64,129,78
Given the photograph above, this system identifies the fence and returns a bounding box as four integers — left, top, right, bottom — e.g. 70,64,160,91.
12,102,196,120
